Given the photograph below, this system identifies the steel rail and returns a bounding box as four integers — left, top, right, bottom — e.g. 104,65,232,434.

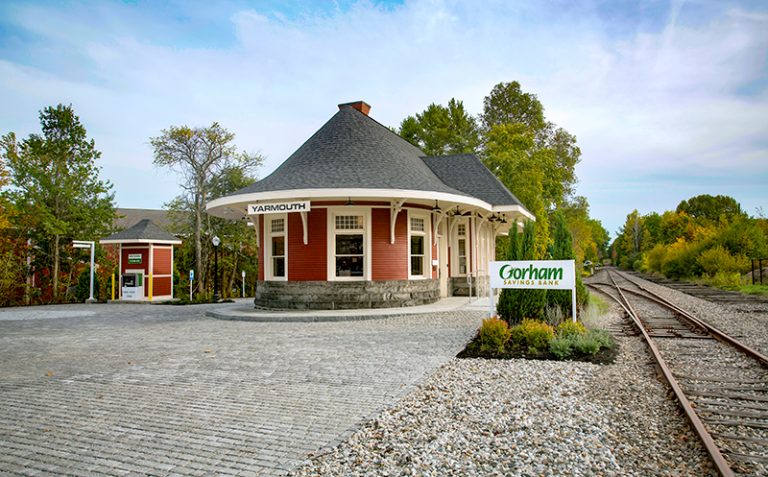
598,271,735,477
616,271,768,368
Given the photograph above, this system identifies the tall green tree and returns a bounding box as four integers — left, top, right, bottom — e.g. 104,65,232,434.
398,99,480,155
676,194,745,223
151,123,263,288
547,211,588,315
496,220,547,324
481,81,546,133
483,123,549,256
1,104,115,301
481,81,580,209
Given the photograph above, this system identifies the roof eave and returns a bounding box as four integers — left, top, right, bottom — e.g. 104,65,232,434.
207,188,495,219
100,238,182,245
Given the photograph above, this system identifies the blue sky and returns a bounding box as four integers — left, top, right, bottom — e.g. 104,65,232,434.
1,0,766,237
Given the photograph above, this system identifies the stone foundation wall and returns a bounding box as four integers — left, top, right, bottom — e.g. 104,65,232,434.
450,276,490,297
254,279,440,310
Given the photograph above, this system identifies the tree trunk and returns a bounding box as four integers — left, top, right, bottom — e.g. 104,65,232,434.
52,234,60,300
194,191,203,292
227,252,238,297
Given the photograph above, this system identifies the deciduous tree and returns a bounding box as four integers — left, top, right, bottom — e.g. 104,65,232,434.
2,105,115,301
398,99,480,156
151,123,262,288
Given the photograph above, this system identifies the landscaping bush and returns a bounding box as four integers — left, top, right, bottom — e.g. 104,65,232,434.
74,268,100,303
479,317,511,354
509,319,554,354
549,336,574,360
556,320,586,338
588,329,616,350
572,333,601,356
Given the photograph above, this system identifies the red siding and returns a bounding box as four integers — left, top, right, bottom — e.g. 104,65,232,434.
258,215,265,281
153,276,172,296
152,247,172,275
121,246,148,274
372,208,408,280
288,209,328,281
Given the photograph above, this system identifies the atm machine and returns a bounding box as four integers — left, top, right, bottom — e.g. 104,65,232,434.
121,271,145,300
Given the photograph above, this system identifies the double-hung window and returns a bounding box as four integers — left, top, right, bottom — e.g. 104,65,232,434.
454,222,468,275
333,214,365,278
267,216,286,280
409,213,429,278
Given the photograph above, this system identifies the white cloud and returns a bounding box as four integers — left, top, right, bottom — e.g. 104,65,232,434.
0,0,765,234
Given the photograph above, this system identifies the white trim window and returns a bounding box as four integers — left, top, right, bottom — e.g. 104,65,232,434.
408,211,430,279
329,210,368,280
266,215,287,280
453,221,468,276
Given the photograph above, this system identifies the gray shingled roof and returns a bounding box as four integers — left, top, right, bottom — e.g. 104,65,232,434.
421,154,526,207
101,219,181,243
227,105,470,197
115,208,173,231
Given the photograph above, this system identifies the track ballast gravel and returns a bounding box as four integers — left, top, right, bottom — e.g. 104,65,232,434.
291,302,716,477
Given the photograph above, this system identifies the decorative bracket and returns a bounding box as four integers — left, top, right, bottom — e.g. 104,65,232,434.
432,210,447,246
390,199,405,244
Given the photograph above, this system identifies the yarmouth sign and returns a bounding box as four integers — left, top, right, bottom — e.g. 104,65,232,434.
248,201,310,215
489,259,577,321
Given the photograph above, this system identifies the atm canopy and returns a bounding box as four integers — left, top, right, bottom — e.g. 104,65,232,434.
100,219,182,245
207,101,534,222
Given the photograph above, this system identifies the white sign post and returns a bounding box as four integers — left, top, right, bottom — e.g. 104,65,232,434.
489,260,577,322
189,269,194,301
73,240,95,303
241,270,246,298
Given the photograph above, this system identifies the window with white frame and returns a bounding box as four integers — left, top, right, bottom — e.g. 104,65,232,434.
333,214,365,278
456,222,467,275
267,216,286,279
409,214,428,277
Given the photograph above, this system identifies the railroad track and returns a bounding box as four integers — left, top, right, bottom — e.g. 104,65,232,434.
587,268,768,477
628,272,768,310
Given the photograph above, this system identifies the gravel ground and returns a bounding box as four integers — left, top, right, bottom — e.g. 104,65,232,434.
290,304,715,477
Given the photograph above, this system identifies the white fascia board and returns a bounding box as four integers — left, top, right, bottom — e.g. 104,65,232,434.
207,188,494,218
492,205,536,221
100,239,182,245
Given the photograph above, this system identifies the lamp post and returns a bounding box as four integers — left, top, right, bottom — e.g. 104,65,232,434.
73,240,95,303
212,236,221,302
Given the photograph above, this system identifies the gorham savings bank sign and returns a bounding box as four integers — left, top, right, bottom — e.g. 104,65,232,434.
490,259,577,321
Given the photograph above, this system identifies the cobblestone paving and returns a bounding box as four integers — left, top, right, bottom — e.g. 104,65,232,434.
0,303,482,476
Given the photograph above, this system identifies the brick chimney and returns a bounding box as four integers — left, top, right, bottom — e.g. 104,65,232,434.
338,101,371,116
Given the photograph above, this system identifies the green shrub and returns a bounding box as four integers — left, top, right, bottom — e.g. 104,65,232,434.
587,329,616,350
572,334,601,356
702,271,741,288
479,318,511,354
543,305,565,327
556,320,586,338
509,319,555,354
697,246,748,276
549,336,574,360
74,268,100,303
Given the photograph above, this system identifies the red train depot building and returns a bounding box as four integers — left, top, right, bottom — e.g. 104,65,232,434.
100,219,182,302
207,101,533,309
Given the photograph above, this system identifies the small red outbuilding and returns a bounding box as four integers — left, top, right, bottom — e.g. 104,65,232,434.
100,219,182,301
